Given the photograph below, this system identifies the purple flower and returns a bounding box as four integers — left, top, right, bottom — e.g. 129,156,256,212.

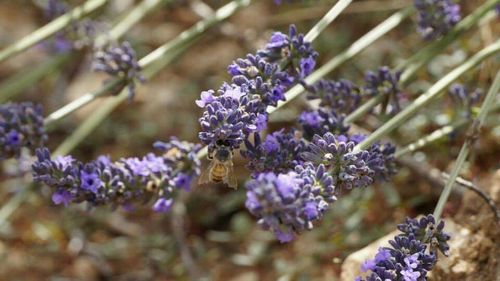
397,214,450,256
0,102,47,159
152,198,173,213
52,189,74,206
266,32,289,49
364,66,402,114
241,130,306,175
92,41,145,100
415,0,461,40
301,133,374,190
358,214,450,281
361,259,376,272
80,168,102,194
195,90,215,107
299,57,316,78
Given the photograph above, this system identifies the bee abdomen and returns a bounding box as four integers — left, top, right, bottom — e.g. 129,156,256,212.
210,165,226,183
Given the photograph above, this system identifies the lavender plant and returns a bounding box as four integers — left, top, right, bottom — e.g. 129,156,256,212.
0,103,47,159
363,66,403,115
357,214,450,281
5,0,500,278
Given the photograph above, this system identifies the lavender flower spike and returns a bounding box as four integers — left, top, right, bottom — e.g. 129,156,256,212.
245,163,334,242
0,102,47,159
357,214,450,281
414,0,461,40
241,130,306,175
32,139,200,212
363,66,402,114
301,133,374,190
93,41,145,100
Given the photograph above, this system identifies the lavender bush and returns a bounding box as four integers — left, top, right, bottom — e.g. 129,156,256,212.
0,0,498,279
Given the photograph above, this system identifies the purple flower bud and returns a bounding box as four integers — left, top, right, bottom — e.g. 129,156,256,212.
0,102,47,159
358,214,450,281
363,66,402,115
92,41,144,100
152,198,173,213
414,0,461,40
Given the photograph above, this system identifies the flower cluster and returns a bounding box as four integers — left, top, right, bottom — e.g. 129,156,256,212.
0,103,47,159
92,41,145,100
306,79,361,115
241,130,306,175
448,83,482,118
357,214,450,281
197,25,318,151
245,163,334,242
414,0,461,40
301,133,374,190
364,66,402,114
32,139,200,212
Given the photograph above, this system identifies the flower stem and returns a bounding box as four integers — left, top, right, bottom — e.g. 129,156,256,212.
394,101,500,158
0,0,108,64
0,53,71,103
53,0,250,156
94,0,172,47
354,39,500,152
344,0,498,124
303,0,352,42
433,70,500,221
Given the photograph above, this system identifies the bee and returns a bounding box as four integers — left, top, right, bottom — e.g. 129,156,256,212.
199,139,237,189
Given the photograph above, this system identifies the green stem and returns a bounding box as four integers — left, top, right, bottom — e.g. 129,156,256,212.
0,53,71,103
303,0,352,42
354,39,500,152
433,70,500,221
395,119,468,158
44,0,250,128
94,0,171,46
0,184,34,227
344,0,498,124
0,0,108,64
53,0,250,155
396,100,500,158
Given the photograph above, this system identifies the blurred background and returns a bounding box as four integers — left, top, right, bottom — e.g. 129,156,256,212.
0,0,498,280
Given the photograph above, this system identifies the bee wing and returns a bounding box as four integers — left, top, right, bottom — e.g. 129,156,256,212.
198,163,212,186
224,162,238,189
